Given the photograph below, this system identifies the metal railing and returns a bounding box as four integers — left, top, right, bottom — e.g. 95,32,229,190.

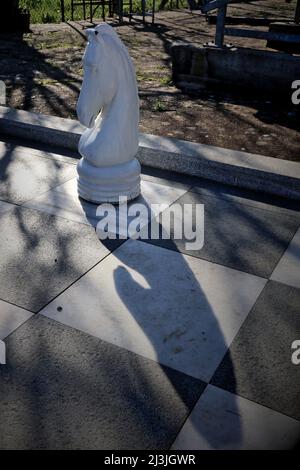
201,0,300,47
20,0,156,23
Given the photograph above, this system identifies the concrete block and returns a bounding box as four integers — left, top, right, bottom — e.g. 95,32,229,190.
268,22,300,54
171,43,300,94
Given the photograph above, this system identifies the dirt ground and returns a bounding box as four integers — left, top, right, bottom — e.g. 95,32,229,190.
1,2,300,161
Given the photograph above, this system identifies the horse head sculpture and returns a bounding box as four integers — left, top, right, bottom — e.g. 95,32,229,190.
77,23,141,203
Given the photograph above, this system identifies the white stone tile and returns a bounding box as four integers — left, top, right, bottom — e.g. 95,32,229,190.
271,227,300,289
172,385,300,450
0,201,15,216
40,240,266,381
24,178,187,237
0,300,33,340
0,141,78,166
0,145,77,204
25,179,99,227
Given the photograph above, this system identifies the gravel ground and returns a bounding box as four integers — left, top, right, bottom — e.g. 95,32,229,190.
0,2,299,161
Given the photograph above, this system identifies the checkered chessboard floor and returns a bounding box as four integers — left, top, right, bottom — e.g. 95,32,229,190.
0,139,300,449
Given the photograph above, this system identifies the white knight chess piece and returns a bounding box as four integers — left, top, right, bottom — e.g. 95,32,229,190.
76,23,141,203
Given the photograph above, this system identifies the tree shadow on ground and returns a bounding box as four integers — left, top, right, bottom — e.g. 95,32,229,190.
1,15,300,160
0,29,83,117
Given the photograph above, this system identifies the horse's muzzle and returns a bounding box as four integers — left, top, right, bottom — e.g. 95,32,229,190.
77,102,96,128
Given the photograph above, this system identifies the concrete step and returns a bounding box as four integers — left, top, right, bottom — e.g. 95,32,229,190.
0,105,300,200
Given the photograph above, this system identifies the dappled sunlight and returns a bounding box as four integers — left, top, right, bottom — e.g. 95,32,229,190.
0,140,77,204
0,1,299,450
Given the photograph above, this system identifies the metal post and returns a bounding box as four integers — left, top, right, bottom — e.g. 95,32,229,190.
83,0,86,20
152,0,155,24
119,0,123,23
0,81,6,106
215,5,227,47
142,0,145,24
90,0,93,22
295,0,300,25
60,0,65,22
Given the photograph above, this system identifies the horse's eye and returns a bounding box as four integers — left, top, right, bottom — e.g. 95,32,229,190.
95,30,99,35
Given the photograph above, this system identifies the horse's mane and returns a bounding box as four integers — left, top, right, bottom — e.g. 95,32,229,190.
95,23,137,84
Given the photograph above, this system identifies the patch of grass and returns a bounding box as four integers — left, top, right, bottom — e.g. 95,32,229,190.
153,99,167,112
41,12,57,23
35,78,58,85
123,37,140,48
20,0,63,23
159,75,173,86
38,41,72,49
36,77,81,87
136,71,156,82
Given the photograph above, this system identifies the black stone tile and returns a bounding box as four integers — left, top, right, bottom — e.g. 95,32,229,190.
0,205,121,312
141,165,196,190
211,281,300,421
190,179,300,215
143,191,300,278
0,315,205,449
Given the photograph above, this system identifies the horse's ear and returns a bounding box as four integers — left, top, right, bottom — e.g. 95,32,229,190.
86,28,103,45
94,29,105,47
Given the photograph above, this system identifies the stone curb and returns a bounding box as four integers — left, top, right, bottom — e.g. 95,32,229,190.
0,106,300,199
